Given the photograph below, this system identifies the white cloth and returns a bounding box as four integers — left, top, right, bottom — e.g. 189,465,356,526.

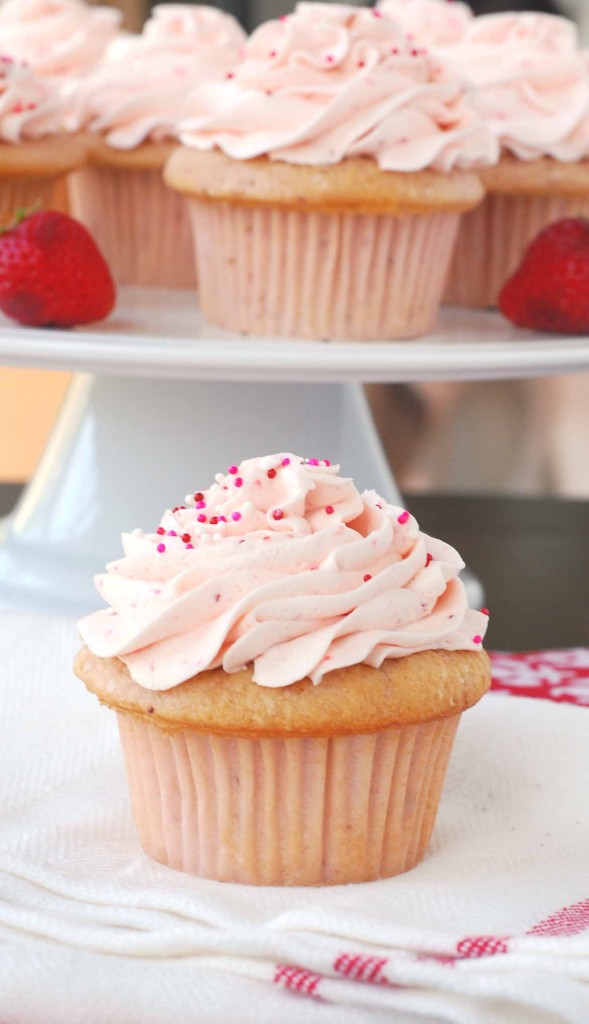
0,610,588,1024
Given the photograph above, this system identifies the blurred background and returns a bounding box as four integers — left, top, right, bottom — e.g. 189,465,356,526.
2,0,589,501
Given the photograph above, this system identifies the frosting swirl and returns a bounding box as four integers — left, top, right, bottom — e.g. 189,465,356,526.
179,2,497,172
378,0,473,48
64,4,246,149
0,0,120,80
434,14,589,162
79,454,488,691
0,56,61,142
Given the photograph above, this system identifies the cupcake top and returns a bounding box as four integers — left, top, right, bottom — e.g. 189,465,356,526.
0,55,61,142
78,454,489,691
64,4,246,149
0,0,121,80
436,13,589,162
179,2,497,172
377,0,473,48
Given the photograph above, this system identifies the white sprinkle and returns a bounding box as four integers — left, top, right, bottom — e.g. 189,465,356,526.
131,528,144,537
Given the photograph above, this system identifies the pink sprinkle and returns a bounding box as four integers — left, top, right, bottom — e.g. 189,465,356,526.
225,71,235,79
397,510,410,524
279,13,288,20
282,457,290,466
185,543,194,549
325,505,334,515
363,574,372,582
425,553,433,566
473,635,483,645
411,47,420,56
232,511,242,521
481,608,490,616
234,477,243,488
323,459,331,466
391,47,399,54
156,527,165,536
272,508,284,521
308,458,319,466
197,514,207,523
228,465,238,475
325,54,334,62
157,543,166,553
373,8,382,16
358,60,365,67
269,49,277,57
195,500,206,509
167,530,177,537
218,515,227,523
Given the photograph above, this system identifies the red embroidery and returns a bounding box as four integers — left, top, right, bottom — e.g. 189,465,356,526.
333,952,390,984
274,964,323,1000
528,897,589,938
455,936,510,958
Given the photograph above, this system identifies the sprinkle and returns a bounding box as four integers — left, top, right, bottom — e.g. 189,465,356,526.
269,49,277,57
232,511,242,521
228,465,238,475
410,47,420,56
325,505,334,515
197,514,207,523
279,13,288,20
210,516,219,525
272,508,284,521
195,500,206,509
481,608,490,616
425,553,433,566
194,492,204,501
185,543,194,549
373,8,382,16
308,458,319,466
323,459,331,466
156,527,165,536
157,543,166,553
267,468,277,479
473,635,483,644
181,533,191,543
358,60,365,67
218,516,227,523
325,54,334,62
172,506,185,512
397,510,410,524
225,71,234,79
282,457,290,466
234,477,243,488
363,574,372,582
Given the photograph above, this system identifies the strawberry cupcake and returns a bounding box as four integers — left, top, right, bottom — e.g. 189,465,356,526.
75,453,490,886
0,56,84,223
65,5,246,288
165,2,497,340
378,0,473,49
439,13,589,308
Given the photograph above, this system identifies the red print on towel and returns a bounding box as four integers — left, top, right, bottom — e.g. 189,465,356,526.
274,964,323,1000
491,649,589,706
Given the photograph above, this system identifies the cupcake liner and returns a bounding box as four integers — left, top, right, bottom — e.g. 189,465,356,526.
0,174,63,224
444,192,589,309
68,166,196,289
187,199,461,340
117,713,460,886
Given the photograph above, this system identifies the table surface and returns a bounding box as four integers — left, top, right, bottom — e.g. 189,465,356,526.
1,484,587,651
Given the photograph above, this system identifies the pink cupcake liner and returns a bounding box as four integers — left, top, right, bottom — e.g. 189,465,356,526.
444,193,589,309
0,175,63,223
68,166,196,289
117,712,460,886
187,199,461,340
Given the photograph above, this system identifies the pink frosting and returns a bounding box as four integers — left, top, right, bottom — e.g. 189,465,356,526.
378,0,473,48
64,4,246,148
179,2,497,172
78,454,488,691
0,56,61,142
0,0,120,80
436,14,589,161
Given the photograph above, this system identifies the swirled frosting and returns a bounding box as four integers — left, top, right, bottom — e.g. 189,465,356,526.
64,4,246,149
0,0,120,80
79,454,488,691
0,56,61,142
434,14,589,162
378,0,473,48
179,2,497,172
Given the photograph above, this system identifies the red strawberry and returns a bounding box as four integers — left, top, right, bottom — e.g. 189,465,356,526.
499,218,589,335
0,210,115,327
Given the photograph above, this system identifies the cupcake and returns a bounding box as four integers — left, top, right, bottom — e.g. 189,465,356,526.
164,2,497,340
74,453,490,886
0,0,121,82
65,5,246,289
378,0,473,49
437,13,589,308
0,56,85,223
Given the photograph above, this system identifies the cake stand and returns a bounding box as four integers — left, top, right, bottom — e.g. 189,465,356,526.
1,285,589,617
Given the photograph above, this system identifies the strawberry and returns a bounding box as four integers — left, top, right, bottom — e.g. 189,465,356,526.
499,218,589,335
0,210,115,327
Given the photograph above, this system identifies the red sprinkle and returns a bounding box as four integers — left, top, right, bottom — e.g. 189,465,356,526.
363,574,372,582
272,509,284,521
157,543,166,553
197,514,207,523
267,468,277,479
156,527,165,536
325,505,334,515
481,608,490,616
397,510,410,524
210,516,219,525
473,635,483,644
194,492,204,502
425,553,433,566
234,477,243,488
323,459,331,466
181,533,191,543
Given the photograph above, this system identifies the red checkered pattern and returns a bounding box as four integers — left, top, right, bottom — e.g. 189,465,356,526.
528,897,589,938
455,936,510,958
274,964,323,1000
491,649,589,707
333,953,390,985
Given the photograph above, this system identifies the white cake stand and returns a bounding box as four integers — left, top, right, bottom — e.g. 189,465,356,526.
2,286,589,616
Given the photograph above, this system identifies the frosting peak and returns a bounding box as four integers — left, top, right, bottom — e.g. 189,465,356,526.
0,56,61,142
378,0,473,48
79,454,488,691
179,2,497,172
0,0,121,79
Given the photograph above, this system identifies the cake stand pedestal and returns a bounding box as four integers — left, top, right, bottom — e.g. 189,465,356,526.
1,286,588,616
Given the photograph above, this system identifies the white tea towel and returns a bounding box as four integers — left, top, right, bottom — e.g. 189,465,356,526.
0,610,588,1024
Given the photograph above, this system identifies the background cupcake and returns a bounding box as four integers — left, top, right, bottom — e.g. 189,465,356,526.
75,453,490,886
0,56,84,223
65,5,246,289
165,2,496,340
378,0,473,48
